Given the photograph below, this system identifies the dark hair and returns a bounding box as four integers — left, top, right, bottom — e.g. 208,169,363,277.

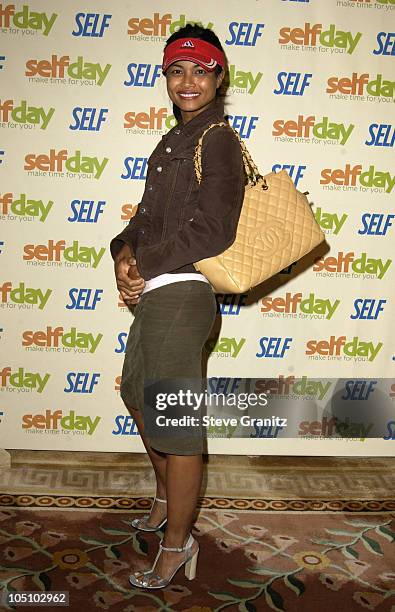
164,24,228,121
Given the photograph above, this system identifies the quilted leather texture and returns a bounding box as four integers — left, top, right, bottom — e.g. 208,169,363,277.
194,170,325,293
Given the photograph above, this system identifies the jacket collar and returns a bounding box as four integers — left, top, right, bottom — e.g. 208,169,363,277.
173,99,225,138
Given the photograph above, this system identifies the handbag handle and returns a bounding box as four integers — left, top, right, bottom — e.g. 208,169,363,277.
193,122,268,189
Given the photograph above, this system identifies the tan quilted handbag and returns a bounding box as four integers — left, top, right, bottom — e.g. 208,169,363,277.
193,122,325,293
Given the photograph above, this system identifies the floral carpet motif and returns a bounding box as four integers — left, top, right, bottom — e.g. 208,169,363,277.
0,498,394,611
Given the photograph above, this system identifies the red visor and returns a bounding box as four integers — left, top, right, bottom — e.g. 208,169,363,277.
162,37,226,73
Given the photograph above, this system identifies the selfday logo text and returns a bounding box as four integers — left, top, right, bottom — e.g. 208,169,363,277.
260,292,340,320
25,56,111,86
273,115,354,145
0,282,51,310
24,150,108,180
23,240,105,268
206,337,246,358
1,367,50,393
255,376,332,400
229,65,262,94
326,73,395,98
279,23,362,54
127,13,213,36
0,100,54,130
0,4,57,35
321,164,395,194
314,208,347,235
22,326,103,353
0,193,53,221
22,410,100,435
306,335,383,362
299,417,373,442
313,251,391,279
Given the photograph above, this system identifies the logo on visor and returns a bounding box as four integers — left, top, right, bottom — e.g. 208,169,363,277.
181,40,195,48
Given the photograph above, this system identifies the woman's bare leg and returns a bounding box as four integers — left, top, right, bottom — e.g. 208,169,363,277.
148,453,202,582
128,406,167,526
127,408,202,582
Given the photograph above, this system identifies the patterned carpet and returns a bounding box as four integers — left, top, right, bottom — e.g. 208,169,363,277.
0,500,394,611
0,452,394,611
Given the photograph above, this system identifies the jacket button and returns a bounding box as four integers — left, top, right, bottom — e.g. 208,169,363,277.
165,146,172,153
140,206,146,214
174,129,181,135
147,185,153,191
156,166,162,172
139,228,145,235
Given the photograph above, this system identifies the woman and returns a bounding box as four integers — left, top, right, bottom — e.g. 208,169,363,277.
111,24,245,589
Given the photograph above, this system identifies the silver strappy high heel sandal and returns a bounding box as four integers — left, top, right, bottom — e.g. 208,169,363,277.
129,533,199,589
131,496,167,532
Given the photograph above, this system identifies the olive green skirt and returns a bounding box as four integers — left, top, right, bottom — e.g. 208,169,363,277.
120,280,217,455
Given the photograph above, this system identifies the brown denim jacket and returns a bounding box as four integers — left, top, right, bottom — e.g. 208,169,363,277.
110,100,245,281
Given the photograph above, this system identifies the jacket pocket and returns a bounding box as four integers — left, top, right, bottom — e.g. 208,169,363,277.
170,153,196,193
166,155,196,228
177,200,198,229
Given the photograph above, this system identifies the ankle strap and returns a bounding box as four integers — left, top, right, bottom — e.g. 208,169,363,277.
160,534,194,553
160,543,184,552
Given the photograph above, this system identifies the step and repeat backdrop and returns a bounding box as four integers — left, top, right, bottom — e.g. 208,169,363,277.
1,0,394,454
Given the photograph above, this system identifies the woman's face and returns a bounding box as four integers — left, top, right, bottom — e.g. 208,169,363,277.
165,60,224,123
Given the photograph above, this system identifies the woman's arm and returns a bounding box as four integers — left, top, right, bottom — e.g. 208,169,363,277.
135,127,245,281
109,135,164,261
110,216,136,261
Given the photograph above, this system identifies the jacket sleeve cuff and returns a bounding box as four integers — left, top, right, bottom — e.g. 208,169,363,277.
109,227,134,260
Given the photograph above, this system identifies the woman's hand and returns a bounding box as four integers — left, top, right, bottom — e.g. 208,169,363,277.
114,244,145,305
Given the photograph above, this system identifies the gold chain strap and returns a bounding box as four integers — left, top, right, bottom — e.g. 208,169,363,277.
193,122,268,189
